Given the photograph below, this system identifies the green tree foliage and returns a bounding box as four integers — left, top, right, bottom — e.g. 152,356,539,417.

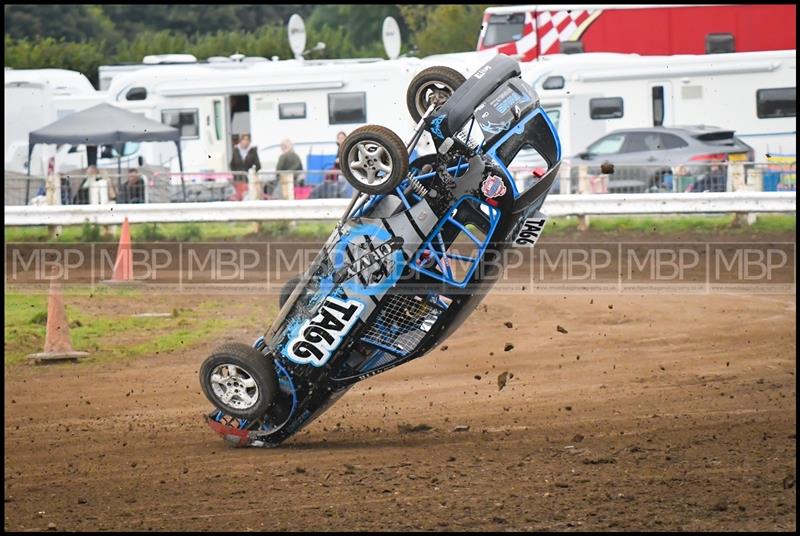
4,4,491,85
307,5,407,51
5,5,113,42
4,35,106,82
404,4,490,56
5,5,315,41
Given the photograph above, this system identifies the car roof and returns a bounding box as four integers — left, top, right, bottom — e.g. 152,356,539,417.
606,125,734,136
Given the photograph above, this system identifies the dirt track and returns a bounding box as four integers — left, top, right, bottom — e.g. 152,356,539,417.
4,278,796,530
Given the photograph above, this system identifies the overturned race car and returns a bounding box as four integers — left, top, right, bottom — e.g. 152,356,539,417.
200,54,562,447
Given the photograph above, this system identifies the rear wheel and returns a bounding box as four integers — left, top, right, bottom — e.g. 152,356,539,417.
340,125,409,195
406,66,466,123
200,343,278,420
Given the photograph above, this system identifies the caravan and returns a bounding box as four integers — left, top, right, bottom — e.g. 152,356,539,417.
104,57,430,178
4,69,104,174
520,49,797,160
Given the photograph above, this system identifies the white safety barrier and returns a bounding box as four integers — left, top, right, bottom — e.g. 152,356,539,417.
4,192,796,226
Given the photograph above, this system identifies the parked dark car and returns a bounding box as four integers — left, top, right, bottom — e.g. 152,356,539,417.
569,126,755,193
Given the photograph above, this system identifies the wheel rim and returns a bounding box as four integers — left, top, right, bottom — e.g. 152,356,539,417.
415,80,455,117
347,142,394,187
209,363,259,410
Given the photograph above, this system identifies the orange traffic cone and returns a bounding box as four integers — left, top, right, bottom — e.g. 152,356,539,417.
26,266,89,364
103,217,139,285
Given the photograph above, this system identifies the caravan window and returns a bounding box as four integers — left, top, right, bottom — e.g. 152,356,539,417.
542,76,565,90
125,87,147,101
756,88,796,119
279,102,307,120
161,109,199,139
328,92,366,124
590,97,624,119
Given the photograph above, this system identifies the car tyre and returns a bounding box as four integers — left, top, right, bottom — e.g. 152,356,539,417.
200,343,278,420
406,66,466,122
340,125,409,195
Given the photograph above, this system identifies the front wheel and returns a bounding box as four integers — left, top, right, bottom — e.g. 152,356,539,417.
340,125,409,195
200,343,278,420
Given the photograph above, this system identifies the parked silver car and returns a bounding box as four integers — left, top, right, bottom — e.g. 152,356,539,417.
569,126,755,193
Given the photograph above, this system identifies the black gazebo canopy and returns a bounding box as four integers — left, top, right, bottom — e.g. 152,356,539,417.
27,103,184,175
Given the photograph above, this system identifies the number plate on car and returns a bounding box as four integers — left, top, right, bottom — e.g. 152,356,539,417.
513,212,548,247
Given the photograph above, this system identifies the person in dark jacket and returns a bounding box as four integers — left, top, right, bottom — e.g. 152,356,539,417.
274,138,304,199
230,134,261,199
230,134,261,173
120,168,146,203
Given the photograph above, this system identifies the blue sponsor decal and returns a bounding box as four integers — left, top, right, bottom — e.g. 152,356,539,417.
430,114,447,140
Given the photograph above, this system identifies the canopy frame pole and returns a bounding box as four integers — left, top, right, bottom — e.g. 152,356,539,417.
176,141,186,202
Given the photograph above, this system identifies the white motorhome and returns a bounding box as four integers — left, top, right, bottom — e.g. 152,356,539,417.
520,49,797,159
104,57,429,176
4,69,105,174
98,54,200,90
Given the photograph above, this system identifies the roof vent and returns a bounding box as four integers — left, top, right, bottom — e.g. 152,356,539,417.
142,54,198,64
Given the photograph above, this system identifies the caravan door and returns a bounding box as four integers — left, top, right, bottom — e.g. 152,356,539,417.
204,99,228,172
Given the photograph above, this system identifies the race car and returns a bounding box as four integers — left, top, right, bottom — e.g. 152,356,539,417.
200,54,562,447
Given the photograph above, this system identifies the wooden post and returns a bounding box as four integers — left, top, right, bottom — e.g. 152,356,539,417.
559,164,571,195
46,172,62,240
247,166,261,201
578,165,590,194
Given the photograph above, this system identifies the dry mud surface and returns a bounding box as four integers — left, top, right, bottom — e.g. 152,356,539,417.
4,231,797,531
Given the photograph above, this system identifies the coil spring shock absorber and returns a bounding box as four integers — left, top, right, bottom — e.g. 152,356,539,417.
407,175,429,197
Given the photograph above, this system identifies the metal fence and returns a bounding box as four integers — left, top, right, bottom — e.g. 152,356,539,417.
508,159,797,195
3,168,352,206
5,159,796,207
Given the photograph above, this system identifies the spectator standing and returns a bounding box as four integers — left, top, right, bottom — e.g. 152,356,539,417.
75,165,115,204
309,173,353,199
120,168,146,203
275,138,304,200
324,130,348,183
312,131,352,199
687,162,727,192
230,134,261,200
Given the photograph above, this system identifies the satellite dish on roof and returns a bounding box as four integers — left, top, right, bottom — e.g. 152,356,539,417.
288,14,307,60
382,16,401,60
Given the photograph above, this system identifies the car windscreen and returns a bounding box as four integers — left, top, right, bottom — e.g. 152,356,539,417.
492,110,560,170
483,13,525,47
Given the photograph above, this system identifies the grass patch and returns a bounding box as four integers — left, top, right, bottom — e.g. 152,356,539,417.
544,214,796,236
5,214,794,244
4,220,337,243
3,289,249,365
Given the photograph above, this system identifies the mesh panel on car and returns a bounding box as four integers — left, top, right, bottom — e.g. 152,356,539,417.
360,295,443,356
